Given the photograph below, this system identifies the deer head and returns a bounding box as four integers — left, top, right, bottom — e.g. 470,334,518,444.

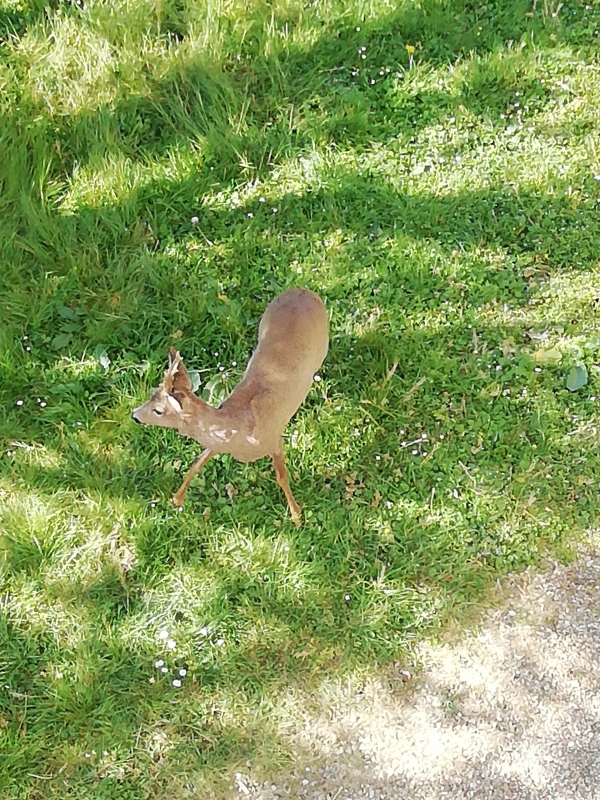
131,347,193,429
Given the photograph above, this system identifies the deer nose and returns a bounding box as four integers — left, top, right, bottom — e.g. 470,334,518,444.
131,411,142,425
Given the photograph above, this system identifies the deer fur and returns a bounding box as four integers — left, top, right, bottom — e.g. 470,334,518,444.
131,288,329,523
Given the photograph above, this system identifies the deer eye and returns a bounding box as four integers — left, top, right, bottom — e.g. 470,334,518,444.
153,408,164,416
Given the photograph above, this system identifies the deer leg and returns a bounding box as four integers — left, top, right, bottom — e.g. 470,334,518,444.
271,443,302,526
172,448,214,507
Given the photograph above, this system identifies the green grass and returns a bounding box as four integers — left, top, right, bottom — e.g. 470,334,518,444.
1,0,600,795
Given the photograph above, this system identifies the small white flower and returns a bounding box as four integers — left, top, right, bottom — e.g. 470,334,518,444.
412,449,419,455
161,666,169,674
154,659,164,668
247,212,254,218
344,594,351,601
178,668,187,677
199,626,208,636
158,629,169,640
172,679,182,688
16,400,23,406
259,196,266,203
216,638,225,647
313,374,322,381
166,639,176,650
190,216,199,224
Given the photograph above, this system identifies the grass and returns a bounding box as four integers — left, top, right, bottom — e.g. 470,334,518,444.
1,0,600,795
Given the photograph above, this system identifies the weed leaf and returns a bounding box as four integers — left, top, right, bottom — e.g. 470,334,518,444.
94,344,111,372
188,369,201,392
57,306,80,321
534,348,562,366
51,333,71,350
566,365,588,392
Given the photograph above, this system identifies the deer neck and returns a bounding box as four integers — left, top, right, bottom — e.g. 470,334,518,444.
177,394,231,445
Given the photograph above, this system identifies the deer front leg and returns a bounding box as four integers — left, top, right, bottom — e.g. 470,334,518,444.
271,442,302,526
172,448,214,507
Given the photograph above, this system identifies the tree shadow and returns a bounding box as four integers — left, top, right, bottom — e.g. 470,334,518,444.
0,0,587,193
1,0,600,793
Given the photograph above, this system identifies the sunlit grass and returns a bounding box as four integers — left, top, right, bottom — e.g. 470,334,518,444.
0,0,600,795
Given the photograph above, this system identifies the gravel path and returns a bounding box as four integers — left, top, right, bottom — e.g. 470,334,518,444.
231,540,600,800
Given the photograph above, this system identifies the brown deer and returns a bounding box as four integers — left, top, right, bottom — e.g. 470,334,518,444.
131,288,329,524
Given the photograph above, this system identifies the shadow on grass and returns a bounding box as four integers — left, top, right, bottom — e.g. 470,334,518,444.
1,0,600,794
0,604,270,794
2,168,599,791
0,0,588,195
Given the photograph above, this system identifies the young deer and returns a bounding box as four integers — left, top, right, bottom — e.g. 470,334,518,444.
131,288,329,523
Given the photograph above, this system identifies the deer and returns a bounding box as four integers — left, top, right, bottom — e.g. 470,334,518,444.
131,288,329,524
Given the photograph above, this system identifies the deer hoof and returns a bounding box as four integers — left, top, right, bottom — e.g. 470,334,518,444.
172,494,185,508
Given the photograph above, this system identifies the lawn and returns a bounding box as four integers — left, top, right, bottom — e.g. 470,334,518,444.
1,0,599,796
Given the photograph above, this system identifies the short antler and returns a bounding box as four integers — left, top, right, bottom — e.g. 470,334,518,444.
162,347,181,393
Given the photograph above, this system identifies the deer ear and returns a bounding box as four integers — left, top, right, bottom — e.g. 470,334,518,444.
172,357,191,392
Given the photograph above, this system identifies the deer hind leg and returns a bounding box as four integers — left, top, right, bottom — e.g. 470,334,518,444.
172,448,214,507
271,442,302,526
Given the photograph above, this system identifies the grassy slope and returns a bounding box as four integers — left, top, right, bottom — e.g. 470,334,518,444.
0,0,599,796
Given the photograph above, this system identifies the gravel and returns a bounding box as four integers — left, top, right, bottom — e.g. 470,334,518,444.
230,539,600,800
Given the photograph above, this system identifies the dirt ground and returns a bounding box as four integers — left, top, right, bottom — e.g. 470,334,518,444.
229,534,600,800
